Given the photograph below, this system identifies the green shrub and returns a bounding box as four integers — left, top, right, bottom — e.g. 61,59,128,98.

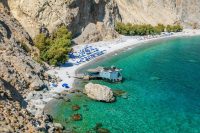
34,26,72,66
166,24,183,32
115,22,183,36
20,43,31,53
156,24,165,32
115,22,162,36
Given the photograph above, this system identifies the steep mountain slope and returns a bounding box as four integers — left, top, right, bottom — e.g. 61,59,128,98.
116,0,200,28
7,0,200,44
0,2,48,132
7,0,121,43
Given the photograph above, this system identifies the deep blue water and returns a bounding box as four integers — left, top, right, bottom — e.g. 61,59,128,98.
47,36,200,133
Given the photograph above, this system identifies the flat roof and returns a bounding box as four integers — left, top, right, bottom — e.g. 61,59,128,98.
87,66,104,73
87,66,121,73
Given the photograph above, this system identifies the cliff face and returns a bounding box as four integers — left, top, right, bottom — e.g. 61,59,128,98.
0,3,46,98
7,0,121,43
7,0,200,44
116,0,200,28
116,0,177,25
0,3,48,132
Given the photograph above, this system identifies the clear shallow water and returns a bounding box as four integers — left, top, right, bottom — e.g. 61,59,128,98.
47,36,200,133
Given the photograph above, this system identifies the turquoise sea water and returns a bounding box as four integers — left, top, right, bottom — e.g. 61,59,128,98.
46,36,200,133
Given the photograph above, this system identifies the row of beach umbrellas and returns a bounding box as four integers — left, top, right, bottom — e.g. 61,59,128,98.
69,45,106,65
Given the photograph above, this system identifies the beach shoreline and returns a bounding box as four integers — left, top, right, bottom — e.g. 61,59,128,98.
73,29,200,88
26,29,200,116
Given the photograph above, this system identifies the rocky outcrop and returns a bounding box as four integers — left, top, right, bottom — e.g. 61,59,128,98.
73,22,118,44
84,83,115,102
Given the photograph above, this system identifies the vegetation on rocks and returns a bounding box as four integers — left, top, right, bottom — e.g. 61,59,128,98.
166,24,183,32
115,22,183,36
34,26,72,66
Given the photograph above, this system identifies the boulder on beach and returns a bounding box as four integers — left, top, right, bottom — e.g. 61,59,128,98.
84,83,115,103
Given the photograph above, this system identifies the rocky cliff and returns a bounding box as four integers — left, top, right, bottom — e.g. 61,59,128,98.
0,2,49,132
6,0,200,44
0,2,47,101
116,0,200,28
7,0,121,43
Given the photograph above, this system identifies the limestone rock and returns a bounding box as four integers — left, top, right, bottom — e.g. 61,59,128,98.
53,123,64,130
84,83,115,102
0,3,49,133
116,0,200,28
7,0,121,44
30,80,45,91
43,114,53,123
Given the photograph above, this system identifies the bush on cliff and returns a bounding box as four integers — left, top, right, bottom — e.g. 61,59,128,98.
34,26,72,66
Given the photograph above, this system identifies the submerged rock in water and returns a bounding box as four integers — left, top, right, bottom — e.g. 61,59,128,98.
93,123,110,133
63,97,71,102
84,83,115,103
122,94,128,99
94,123,103,130
97,128,110,133
72,105,81,111
113,89,126,97
71,114,82,121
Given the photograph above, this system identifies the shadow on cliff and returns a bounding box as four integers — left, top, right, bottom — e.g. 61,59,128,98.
0,78,28,108
68,0,108,38
0,20,12,39
1,0,11,11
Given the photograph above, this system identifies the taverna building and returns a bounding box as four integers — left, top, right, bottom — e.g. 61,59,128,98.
86,66,122,82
